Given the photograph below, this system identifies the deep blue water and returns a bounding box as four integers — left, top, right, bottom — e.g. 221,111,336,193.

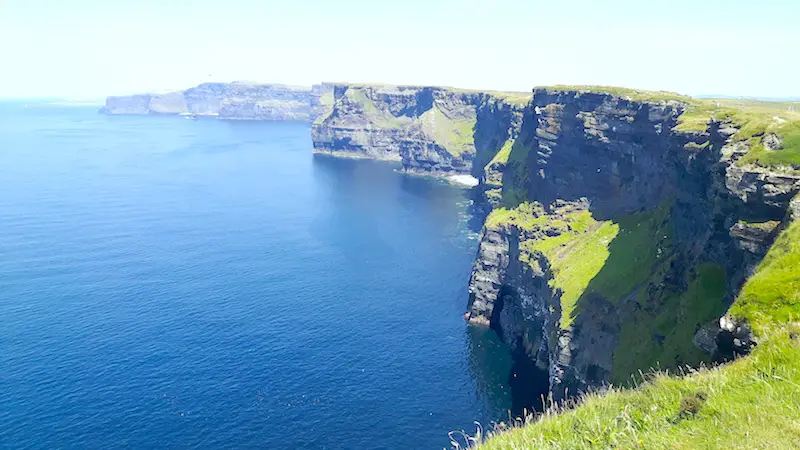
0,103,514,449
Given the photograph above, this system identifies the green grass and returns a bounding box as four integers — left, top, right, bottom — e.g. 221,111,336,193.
487,138,514,168
499,137,533,207
312,90,336,125
484,202,548,229
579,204,673,303
483,139,515,187
737,219,781,232
613,263,727,384
419,105,477,156
475,210,800,449
346,89,406,128
525,216,619,329
485,202,729,380
485,204,675,331
484,188,503,204
676,98,800,168
729,220,800,333
475,327,800,450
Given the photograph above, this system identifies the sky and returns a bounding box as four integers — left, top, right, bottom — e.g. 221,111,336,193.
1,0,798,99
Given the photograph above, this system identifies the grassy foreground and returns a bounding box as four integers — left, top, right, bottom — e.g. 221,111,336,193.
473,218,800,449
474,327,800,450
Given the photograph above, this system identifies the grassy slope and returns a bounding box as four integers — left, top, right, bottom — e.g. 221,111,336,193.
477,327,800,450
312,90,336,125
486,203,726,381
485,138,515,176
347,89,406,128
675,98,800,168
420,106,477,157
729,220,800,333
477,215,800,449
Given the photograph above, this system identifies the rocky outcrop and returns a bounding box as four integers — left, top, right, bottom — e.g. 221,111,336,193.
465,88,800,404
311,84,528,175
101,82,334,122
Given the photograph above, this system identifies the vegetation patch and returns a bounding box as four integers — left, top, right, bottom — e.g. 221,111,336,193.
676,98,800,168
474,327,800,450
613,263,727,384
420,105,477,157
312,90,336,125
484,202,549,229
579,204,673,303
487,139,514,169
525,215,619,329
499,138,532,207
729,219,800,333
489,203,726,381
346,89,406,128
474,207,800,449
487,204,676,331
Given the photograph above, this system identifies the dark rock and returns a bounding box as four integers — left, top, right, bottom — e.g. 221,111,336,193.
464,88,800,405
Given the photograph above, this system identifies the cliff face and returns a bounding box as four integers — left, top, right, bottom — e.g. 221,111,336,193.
101,82,334,121
102,79,799,408
310,84,528,176
466,88,800,403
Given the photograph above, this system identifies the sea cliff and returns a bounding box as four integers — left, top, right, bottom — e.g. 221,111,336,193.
310,82,800,406
101,82,334,121
100,80,800,445
465,87,800,404
310,84,529,178
103,80,800,410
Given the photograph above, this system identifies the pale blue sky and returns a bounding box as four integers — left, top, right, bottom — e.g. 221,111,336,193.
1,0,798,98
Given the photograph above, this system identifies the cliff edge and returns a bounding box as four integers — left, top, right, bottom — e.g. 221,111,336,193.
310,84,529,178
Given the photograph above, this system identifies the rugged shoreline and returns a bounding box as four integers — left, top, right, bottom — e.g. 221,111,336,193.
104,82,800,409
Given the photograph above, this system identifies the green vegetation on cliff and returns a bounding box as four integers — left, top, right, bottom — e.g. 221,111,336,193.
485,201,731,382
485,138,515,176
477,212,800,449
497,137,533,207
729,220,800,333
528,215,618,329
312,90,336,125
476,326,800,450
420,106,477,156
614,263,727,383
676,98,800,168
535,85,691,104
347,89,406,128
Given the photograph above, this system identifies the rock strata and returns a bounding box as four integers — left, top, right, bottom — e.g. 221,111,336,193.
465,87,800,404
311,84,528,175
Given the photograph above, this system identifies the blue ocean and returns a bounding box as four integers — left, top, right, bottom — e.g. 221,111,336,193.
0,103,515,449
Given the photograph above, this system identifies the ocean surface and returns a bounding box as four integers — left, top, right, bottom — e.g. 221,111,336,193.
0,103,515,449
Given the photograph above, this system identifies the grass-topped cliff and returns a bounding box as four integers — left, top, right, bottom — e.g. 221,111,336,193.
466,85,800,449
676,98,800,168
485,87,800,210
311,84,530,175
475,219,800,449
